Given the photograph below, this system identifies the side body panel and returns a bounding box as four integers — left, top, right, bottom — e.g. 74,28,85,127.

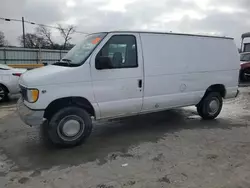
140,33,239,112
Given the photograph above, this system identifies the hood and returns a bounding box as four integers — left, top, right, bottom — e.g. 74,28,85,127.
19,64,89,87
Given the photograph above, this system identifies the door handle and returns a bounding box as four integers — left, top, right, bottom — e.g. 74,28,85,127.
138,79,142,88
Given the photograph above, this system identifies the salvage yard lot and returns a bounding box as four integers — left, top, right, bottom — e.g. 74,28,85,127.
0,87,250,188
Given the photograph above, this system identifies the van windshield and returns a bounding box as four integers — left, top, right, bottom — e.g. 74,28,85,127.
59,33,107,66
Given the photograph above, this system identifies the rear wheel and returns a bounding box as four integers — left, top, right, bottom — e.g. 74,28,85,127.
0,85,8,102
197,92,222,120
45,106,93,147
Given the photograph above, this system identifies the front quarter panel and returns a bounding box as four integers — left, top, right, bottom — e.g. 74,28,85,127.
23,61,100,119
24,81,99,117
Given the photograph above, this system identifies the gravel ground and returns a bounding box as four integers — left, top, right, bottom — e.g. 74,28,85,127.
0,88,250,188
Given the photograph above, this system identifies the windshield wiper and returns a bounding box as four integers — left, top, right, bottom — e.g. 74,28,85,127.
53,61,68,66
53,58,72,66
53,59,78,67
61,58,72,63
60,58,72,66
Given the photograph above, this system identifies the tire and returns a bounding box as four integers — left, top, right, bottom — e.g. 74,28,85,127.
197,92,222,120
0,85,8,102
240,69,250,82
45,106,93,147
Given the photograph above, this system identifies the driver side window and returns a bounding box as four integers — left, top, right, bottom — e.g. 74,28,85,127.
96,35,138,69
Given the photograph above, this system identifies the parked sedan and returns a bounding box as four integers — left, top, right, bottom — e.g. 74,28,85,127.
0,64,27,102
240,52,250,82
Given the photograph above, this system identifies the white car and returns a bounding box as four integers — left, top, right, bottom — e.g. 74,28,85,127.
0,64,27,102
18,31,239,147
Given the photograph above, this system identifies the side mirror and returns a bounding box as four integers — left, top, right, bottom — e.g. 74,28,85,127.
95,56,112,70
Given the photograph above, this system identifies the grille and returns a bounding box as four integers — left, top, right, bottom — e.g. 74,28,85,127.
19,85,27,101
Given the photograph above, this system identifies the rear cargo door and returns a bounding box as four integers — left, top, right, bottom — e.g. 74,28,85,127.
90,33,144,118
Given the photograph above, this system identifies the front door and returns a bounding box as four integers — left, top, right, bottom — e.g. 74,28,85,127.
90,33,143,118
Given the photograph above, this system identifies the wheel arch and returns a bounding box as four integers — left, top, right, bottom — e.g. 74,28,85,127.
0,83,9,93
205,84,226,98
197,84,226,106
44,97,96,120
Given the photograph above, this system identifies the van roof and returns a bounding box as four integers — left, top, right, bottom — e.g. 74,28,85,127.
99,31,233,40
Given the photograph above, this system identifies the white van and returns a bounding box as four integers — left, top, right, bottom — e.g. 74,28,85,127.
18,31,239,147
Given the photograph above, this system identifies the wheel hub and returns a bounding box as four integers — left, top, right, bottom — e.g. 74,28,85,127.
62,119,81,137
57,115,85,141
208,99,219,115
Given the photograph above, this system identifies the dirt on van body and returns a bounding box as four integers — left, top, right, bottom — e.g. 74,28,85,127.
0,88,250,188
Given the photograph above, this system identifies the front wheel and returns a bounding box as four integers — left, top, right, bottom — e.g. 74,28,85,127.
240,68,250,82
197,92,223,120
45,106,93,147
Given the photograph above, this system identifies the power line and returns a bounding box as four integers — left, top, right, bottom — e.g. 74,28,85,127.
0,17,89,34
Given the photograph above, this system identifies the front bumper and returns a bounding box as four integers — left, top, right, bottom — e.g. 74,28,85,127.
17,98,44,127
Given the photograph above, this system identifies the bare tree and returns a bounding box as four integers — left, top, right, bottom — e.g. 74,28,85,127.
36,25,55,48
0,31,8,47
19,33,49,48
57,24,75,50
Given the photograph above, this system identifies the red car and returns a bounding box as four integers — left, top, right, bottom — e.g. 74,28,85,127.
240,52,250,82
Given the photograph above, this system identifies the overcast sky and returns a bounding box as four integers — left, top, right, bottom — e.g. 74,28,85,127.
1,0,250,46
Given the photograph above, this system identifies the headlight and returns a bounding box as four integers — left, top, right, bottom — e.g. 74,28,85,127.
26,89,39,103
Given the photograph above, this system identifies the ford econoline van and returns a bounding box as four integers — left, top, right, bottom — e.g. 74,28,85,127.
18,31,240,147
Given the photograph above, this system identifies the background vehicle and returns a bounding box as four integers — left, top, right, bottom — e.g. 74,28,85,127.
0,64,26,102
18,31,239,147
241,32,250,52
240,52,250,82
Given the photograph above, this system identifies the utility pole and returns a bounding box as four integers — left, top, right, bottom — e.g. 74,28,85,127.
22,17,26,48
